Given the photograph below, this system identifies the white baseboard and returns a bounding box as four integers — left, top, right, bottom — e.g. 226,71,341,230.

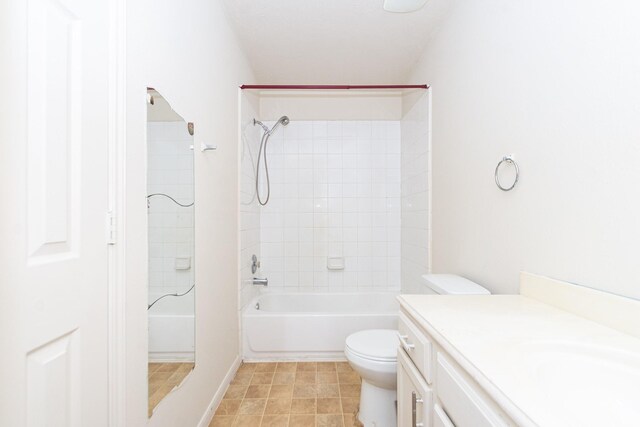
197,355,241,427
148,352,195,363
242,356,347,362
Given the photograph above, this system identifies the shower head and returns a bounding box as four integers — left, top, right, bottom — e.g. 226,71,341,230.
253,115,290,206
254,116,289,136
269,116,290,135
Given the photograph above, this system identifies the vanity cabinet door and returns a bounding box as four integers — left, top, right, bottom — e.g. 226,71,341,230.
436,352,511,427
398,349,433,427
433,404,455,427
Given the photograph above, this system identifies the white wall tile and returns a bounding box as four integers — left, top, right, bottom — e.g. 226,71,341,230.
401,95,430,294
147,122,195,296
258,120,403,292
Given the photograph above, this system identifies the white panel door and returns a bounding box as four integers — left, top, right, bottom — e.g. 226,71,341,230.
0,0,112,425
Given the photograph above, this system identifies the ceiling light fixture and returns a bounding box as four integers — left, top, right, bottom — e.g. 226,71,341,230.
383,0,428,13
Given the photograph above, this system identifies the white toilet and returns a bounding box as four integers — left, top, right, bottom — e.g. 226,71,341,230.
344,274,490,427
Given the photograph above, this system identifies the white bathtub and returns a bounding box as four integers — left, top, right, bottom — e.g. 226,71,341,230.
148,292,195,362
242,293,399,360
148,314,195,361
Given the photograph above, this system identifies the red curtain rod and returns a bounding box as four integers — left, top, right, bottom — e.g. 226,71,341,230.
240,84,428,90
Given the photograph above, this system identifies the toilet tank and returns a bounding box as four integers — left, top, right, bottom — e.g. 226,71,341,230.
421,274,491,295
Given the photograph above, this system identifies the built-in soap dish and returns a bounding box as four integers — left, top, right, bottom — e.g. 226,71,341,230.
327,257,345,270
175,257,191,270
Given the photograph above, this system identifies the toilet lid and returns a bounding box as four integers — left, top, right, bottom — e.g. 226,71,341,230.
345,329,397,362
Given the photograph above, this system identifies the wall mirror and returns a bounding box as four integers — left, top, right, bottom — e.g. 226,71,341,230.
146,88,195,417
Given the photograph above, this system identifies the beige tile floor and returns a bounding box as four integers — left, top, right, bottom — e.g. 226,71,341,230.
210,362,364,427
148,362,195,417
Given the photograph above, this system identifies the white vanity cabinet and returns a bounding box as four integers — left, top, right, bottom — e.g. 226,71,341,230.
398,276,640,426
398,307,515,427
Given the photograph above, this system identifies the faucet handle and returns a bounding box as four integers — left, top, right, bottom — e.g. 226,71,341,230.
251,254,261,274
253,277,268,287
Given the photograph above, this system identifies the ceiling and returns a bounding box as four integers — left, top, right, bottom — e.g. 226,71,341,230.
221,0,451,85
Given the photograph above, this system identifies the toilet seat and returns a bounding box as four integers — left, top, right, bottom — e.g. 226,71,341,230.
345,329,397,362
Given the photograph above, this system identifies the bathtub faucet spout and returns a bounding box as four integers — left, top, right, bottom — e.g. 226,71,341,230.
253,277,268,287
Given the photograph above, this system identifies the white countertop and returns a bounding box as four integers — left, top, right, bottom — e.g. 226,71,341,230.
398,294,640,427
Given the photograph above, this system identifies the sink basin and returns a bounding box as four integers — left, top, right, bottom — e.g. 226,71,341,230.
513,340,640,426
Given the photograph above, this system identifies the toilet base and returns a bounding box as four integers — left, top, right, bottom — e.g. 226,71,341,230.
358,379,397,427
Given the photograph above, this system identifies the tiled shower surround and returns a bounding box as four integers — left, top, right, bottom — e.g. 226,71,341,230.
240,95,262,308
400,94,431,293
147,122,195,299
258,121,401,291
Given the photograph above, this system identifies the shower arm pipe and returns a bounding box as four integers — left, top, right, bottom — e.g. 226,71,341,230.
240,84,429,90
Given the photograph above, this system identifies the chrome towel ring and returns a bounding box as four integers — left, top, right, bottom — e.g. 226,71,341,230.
495,155,519,191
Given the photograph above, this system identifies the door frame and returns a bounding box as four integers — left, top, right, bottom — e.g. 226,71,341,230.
106,0,128,424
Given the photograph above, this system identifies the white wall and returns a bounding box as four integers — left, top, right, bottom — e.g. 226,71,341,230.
258,120,402,292
125,0,255,426
408,0,640,299
260,91,403,121
400,91,431,293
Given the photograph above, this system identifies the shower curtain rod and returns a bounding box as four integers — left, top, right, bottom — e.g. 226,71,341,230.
240,84,428,90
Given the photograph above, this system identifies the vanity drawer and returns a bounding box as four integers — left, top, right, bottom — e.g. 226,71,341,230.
398,312,433,383
436,352,510,427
